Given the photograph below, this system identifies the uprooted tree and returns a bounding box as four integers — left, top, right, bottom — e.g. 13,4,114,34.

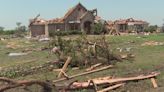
49,34,122,68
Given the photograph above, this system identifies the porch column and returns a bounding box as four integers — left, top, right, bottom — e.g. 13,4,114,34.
45,23,49,37
80,23,84,32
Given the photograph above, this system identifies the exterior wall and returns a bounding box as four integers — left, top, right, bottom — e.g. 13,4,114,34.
116,23,149,33
68,23,81,31
117,24,128,32
64,5,87,31
80,12,95,33
48,23,65,31
30,25,45,37
30,4,96,37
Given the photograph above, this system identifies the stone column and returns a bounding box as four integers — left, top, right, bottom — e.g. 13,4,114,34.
45,23,49,37
80,22,84,32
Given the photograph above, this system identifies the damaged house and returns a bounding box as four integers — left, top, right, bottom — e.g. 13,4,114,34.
29,3,98,37
106,18,149,34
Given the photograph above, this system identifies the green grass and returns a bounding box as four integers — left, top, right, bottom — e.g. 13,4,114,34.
0,34,164,92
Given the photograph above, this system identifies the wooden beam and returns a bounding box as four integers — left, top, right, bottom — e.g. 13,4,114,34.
86,63,102,71
53,65,113,83
151,78,158,88
58,57,72,78
97,83,125,92
67,72,160,89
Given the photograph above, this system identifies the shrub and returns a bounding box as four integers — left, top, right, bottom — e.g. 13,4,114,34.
49,35,121,68
144,25,158,33
92,23,104,34
0,30,16,35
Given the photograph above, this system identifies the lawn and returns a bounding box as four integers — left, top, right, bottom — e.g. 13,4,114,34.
0,34,164,92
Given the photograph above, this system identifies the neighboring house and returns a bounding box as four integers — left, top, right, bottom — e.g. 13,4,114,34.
106,18,149,33
29,3,97,37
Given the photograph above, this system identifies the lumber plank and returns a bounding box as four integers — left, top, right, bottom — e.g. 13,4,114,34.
58,57,72,78
67,72,160,89
86,63,102,71
53,65,113,83
97,83,125,92
151,78,158,88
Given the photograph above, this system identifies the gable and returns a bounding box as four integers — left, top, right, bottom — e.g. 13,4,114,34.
80,11,95,23
63,3,88,22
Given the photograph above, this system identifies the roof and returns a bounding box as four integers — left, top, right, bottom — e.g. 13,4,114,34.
48,18,64,24
30,3,93,25
30,18,47,25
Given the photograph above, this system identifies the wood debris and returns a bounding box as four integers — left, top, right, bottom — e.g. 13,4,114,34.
53,65,113,83
66,72,160,91
97,83,125,92
0,72,160,92
141,41,164,46
86,63,102,71
58,57,72,78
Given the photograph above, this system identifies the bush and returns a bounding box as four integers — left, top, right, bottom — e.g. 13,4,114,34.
0,30,15,35
144,25,158,33
49,30,82,37
49,35,121,68
92,23,104,34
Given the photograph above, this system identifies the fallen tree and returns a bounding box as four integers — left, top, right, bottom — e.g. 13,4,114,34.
0,78,53,92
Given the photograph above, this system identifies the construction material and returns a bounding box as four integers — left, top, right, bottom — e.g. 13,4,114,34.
86,63,102,71
8,53,28,57
68,72,160,90
53,65,113,83
151,78,158,88
141,41,164,46
58,57,72,78
0,72,160,92
97,83,125,92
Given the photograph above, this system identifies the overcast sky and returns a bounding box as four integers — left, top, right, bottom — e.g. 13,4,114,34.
0,0,163,29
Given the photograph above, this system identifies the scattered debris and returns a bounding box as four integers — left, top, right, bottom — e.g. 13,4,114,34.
117,47,132,52
39,37,50,42
58,57,72,78
97,83,125,92
86,63,102,71
8,53,28,57
6,42,22,49
141,41,164,46
53,65,114,83
0,38,5,41
120,53,135,59
65,72,160,91
151,78,158,88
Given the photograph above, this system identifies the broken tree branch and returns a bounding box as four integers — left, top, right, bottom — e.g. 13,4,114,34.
0,79,52,92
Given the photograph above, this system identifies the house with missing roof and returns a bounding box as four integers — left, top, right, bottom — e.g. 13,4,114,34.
29,3,97,37
106,18,149,34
